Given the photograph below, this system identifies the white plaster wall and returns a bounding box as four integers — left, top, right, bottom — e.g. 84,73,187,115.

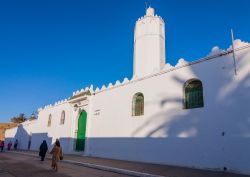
5,120,37,150
5,127,18,149
34,102,75,153
88,43,250,174
5,102,75,153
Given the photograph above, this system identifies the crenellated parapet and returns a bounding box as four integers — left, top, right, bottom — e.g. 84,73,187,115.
92,77,134,94
38,39,250,111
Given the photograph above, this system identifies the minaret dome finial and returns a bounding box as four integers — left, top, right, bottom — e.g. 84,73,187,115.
146,6,154,16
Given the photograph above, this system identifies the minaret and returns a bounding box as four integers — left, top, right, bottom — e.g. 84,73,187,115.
133,7,165,78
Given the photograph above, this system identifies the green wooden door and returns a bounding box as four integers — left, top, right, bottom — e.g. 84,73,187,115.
76,111,87,151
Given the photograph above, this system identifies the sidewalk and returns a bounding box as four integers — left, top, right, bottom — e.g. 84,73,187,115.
8,150,250,177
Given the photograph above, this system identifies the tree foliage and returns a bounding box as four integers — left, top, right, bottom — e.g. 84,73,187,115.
10,113,27,123
29,112,37,120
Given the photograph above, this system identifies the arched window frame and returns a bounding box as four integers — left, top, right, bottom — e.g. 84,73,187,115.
60,111,65,125
132,92,144,116
48,114,52,127
183,79,204,109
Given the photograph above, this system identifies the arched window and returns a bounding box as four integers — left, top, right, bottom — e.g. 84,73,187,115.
48,114,52,127
184,79,204,109
60,111,65,125
132,93,144,116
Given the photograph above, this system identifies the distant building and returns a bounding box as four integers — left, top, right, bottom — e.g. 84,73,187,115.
0,123,17,141
5,6,250,175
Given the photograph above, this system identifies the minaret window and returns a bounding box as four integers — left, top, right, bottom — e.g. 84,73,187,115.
184,79,204,109
132,93,144,116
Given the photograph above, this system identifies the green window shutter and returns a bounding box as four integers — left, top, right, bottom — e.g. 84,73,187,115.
132,93,144,116
185,80,204,109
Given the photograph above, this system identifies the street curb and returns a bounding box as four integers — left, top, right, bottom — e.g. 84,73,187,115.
9,151,165,177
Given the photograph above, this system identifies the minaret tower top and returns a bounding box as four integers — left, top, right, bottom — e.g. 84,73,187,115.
133,6,166,78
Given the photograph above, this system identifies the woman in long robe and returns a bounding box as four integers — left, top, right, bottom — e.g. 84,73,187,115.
39,140,48,161
50,139,63,172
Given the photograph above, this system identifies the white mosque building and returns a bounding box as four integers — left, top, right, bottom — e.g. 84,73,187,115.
5,7,250,175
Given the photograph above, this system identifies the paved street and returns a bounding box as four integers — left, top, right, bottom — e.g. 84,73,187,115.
0,152,130,177
1,151,250,177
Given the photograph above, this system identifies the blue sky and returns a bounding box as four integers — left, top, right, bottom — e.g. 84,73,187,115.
0,0,250,122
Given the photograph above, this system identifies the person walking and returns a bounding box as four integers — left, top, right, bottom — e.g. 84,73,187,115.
14,139,18,150
39,140,48,161
50,139,63,172
0,141,4,152
7,141,12,151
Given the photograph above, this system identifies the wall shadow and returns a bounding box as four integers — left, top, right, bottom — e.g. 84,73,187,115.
129,48,250,173
5,125,53,151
